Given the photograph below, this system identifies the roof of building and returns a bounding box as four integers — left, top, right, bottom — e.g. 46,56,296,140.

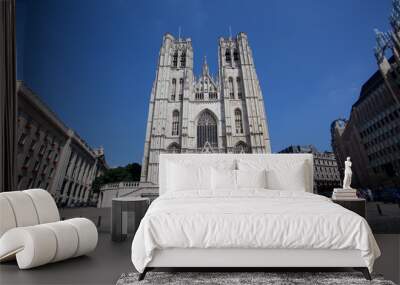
17,80,108,167
353,56,395,108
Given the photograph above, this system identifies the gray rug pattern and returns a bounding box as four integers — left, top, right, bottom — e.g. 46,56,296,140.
116,272,396,285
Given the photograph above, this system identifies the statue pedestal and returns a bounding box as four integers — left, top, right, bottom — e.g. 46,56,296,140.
333,188,356,192
332,188,357,199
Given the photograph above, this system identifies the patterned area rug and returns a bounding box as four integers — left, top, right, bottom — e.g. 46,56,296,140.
116,272,396,285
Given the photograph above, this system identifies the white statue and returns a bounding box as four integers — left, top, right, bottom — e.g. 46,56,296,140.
343,157,353,189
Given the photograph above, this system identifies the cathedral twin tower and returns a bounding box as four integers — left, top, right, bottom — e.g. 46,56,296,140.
141,32,271,185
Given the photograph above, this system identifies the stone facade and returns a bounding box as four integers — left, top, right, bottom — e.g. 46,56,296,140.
331,1,400,189
16,81,108,207
141,32,271,185
279,145,341,193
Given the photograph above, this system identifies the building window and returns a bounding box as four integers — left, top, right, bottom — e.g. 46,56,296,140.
225,49,231,63
233,49,239,61
235,109,243,134
29,140,37,151
61,179,67,195
172,51,178,67
28,178,34,188
237,77,243,99
33,161,40,171
168,143,181,153
197,110,218,149
47,149,52,160
66,154,74,175
234,141,248,153
209,92,218,100
39,144,46,155
18,133,27,145
171,78,176,100
195,93,204,100
23,156,30,168
180,51,186,67
172,110,180,136
229,77,234,99
179,78,184,99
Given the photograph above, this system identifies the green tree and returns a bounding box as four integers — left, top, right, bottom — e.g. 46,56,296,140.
92,163,141,193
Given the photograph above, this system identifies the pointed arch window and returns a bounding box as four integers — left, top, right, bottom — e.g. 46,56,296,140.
225,48,231,63
172,51,178,67
209,92,217,100
235,109,243,134
233,49,239,61
172,110,180,136
195,92,204,100
228,77,234,99
234,141,248,153
171,78,176,100
236,77,243,99
180,51,186,67
168,143,181,153
197,111,218,149
179,78,184,100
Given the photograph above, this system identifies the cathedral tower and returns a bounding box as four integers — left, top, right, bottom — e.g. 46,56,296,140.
218,32,271,153
141,33,271,186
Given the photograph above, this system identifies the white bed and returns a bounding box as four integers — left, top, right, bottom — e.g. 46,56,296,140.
131,154,380,280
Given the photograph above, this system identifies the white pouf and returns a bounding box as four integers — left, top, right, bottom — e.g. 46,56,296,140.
0,189,98,269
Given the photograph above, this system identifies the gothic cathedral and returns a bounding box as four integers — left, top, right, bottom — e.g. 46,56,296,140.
141,32,271,185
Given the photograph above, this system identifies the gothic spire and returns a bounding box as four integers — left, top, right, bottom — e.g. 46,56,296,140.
202,55,209,76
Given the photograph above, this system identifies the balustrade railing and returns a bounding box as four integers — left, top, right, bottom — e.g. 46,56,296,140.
100,181,140,191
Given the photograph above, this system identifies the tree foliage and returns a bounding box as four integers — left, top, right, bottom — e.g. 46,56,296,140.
92,163,141,193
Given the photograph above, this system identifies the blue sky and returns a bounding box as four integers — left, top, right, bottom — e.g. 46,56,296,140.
17,0,392,167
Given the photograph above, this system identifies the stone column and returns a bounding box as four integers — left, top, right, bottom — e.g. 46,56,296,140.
49,129,73,197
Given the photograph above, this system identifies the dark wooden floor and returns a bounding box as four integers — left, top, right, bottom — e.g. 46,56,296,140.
0,233,134,285
1,231,398,284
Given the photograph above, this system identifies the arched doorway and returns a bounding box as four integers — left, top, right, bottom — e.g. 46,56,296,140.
197,110,218,150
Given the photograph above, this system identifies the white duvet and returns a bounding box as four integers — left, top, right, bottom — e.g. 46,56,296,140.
131,190,380,273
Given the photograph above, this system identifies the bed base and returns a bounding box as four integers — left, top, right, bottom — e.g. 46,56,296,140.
138,267,371,281
138,248,372,281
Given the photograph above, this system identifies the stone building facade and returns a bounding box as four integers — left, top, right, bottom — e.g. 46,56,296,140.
279,145,341,193
331,1,400,189
16,81,108,207
141,32,271,185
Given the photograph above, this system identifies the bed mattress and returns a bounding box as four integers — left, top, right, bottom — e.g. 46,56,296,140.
131,190,380,273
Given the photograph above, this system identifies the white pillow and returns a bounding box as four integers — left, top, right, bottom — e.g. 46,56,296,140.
236,169,267,189
266,161,307,191
212,168,237,190
167,162,212,191
237,159,308,191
